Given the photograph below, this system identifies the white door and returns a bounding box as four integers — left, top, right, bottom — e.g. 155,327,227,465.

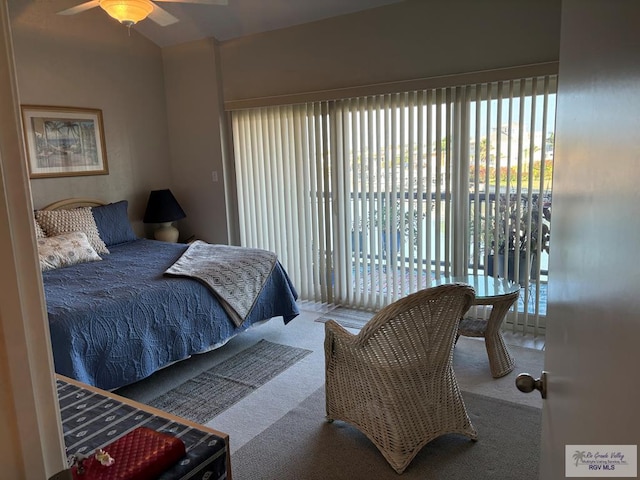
534,1,640,478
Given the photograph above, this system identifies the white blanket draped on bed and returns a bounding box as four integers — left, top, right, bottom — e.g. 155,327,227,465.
164,241,277,327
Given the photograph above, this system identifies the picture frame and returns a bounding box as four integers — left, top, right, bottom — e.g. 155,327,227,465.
21,105,108,179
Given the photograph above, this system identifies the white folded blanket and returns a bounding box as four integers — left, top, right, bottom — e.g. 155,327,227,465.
165,241,277,327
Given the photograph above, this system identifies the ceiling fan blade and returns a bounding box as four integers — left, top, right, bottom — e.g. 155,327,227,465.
153,0,228,5
57,0,101,15
147,3,179,26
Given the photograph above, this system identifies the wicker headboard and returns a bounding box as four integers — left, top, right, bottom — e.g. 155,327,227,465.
42,198,107,210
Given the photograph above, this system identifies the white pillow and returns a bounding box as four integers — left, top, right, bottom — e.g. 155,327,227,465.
34,218,46,239
37,232,102,272
36,207,109,255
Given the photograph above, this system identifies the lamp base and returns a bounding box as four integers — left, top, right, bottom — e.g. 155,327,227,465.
154,222,179,243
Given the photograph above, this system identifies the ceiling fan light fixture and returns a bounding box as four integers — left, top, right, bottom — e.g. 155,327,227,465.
100,0,154,26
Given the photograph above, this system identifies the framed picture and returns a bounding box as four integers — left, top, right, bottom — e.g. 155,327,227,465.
21,105,108,179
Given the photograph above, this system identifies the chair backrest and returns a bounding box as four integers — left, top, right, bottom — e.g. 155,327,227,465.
355,283,476,368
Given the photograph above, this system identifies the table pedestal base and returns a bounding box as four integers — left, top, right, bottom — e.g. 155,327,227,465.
458,291,519,378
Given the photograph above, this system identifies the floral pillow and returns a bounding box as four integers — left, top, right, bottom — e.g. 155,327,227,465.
37,232,102,272
35,207,109,255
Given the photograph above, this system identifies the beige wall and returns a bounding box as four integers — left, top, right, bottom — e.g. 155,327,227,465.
220,0,562,105
162,39,229,244
9,0,172,236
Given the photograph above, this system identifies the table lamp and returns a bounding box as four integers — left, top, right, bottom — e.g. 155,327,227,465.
143,189,186,243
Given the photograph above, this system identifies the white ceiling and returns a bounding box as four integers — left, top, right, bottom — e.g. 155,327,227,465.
57,0,405,47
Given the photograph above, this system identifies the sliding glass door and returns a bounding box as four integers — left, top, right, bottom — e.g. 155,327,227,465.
232,74,556,334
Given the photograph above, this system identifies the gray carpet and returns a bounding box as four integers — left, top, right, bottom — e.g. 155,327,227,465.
232,386,541,480
146,340,311,424
315,306,376,329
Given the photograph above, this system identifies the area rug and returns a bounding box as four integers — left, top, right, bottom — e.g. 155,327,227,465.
232,386,541,480
315,306,375,329
147,340,311,424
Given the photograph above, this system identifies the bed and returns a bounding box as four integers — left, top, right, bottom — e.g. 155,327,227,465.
36,198,299,391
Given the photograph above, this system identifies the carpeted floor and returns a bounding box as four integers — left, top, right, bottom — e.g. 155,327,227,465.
315,306,378,329
233,385,541,480
118,303,545,477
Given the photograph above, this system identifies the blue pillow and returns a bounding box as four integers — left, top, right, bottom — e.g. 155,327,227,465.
91,200,137,247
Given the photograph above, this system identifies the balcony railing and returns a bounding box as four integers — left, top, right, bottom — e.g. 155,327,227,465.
347,191,550,317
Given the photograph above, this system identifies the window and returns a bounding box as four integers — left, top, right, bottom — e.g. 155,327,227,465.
232,75,556,334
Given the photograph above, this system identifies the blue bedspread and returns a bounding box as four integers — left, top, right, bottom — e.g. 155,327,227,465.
43,239,299,390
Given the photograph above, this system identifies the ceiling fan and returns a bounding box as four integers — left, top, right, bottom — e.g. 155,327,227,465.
57,0,228,27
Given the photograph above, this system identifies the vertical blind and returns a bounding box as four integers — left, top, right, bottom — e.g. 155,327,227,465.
232,74,556,335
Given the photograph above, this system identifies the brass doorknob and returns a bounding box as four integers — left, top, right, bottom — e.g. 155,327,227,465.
515,371,547,399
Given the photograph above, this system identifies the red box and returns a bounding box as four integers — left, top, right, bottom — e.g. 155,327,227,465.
71,427,186,480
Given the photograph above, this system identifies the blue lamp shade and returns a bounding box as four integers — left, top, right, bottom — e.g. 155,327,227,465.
143,189,186,223
143,189,186,242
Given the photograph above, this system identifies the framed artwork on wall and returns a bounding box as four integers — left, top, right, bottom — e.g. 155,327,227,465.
21,105,108,179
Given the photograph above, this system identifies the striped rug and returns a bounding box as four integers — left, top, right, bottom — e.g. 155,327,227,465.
147,340,311,424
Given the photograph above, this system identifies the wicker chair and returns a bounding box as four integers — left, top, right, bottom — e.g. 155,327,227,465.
324,283,478,474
